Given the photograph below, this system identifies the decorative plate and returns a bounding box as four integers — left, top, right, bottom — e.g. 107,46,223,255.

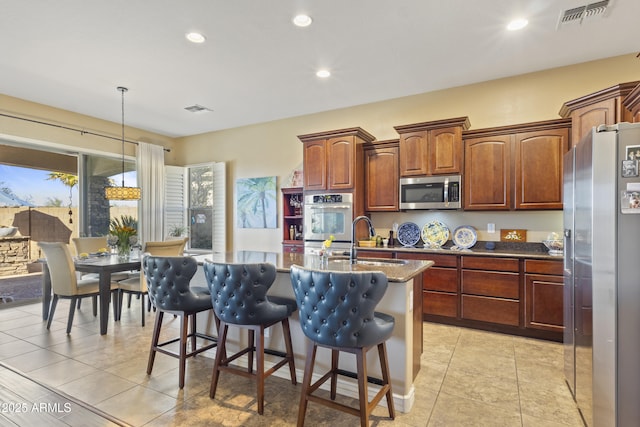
421,221,450,248
396,222,421,247
452,225,478,249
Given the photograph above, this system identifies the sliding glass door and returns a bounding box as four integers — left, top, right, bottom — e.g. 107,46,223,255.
79,153,138,237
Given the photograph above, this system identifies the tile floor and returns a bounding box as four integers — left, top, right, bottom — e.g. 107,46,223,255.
0,299,585,426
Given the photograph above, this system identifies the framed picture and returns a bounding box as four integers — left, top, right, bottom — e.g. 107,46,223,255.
622,159,638,178
625,145,640,161
236,176,277,228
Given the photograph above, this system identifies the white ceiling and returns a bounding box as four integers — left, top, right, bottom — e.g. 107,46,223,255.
2,0,639,138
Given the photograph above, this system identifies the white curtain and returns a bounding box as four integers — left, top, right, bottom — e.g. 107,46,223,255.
137,142,165,244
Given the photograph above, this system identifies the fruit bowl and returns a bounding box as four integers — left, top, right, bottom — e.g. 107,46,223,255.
543,239,563,256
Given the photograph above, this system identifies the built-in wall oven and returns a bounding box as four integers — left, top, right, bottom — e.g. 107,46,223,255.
303,193,353,254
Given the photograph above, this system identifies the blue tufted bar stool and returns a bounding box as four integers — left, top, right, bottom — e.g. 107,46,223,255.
203,261,297,415
143,255,218,389
289,265,395,427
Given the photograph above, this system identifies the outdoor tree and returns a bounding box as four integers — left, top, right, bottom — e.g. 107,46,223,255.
46,172,77,223
45,197,64,207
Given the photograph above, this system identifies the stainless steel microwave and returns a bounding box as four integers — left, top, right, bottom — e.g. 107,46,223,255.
399,175,462,210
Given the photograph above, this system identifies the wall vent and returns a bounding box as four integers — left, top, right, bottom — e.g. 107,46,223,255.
557,0,610,29
184,104,213,113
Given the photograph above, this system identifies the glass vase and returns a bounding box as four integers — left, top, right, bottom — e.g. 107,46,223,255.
117,242,130,260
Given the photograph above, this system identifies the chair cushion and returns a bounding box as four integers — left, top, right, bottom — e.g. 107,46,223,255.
117,277,144,292
143,256,212,313
267,295,298,316
290,265,395,349
203,262,291,326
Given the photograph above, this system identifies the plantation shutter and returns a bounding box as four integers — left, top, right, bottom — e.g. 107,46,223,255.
212,162,226,252
164,165,186,239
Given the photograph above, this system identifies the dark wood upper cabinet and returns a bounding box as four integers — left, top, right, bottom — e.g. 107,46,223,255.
464,135,511,210
298,127,375,192
394,117,470,177
559,81,639,147
514,128,569,209
301,140,327,191
622,82,640,124
326,136,356,190
464,119,571,211
364,140,399,212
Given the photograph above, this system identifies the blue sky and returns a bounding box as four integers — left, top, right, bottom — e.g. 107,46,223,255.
0,165,76,206
0,165,138,207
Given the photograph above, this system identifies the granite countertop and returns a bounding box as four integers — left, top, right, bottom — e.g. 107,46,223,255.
352,241,563,260
190,251,433,283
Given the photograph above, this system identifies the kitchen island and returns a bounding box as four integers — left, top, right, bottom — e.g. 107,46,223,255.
189,251,432,413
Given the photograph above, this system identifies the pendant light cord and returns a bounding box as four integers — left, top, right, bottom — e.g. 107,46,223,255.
118,86,127,188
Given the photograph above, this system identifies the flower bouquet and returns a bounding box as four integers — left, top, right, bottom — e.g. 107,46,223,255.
319,235,334,264
109,215,138,259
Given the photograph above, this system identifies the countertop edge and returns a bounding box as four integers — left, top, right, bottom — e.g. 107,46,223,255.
352,245,563,260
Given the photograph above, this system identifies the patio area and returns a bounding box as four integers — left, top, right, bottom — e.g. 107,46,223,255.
0,273,42,305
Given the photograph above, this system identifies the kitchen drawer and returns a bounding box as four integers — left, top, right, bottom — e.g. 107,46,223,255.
398,252,457,267
358,250,394,258
461,295,520,326
461,256,519,272
424,267,458,292
524,259,563,275
283,244,303,253
423,291,457,318
461,270,519,299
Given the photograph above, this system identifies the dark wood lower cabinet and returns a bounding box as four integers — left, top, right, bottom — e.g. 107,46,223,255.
460,257,520,327
461,295,520,327
398,253,459,319
423,291,457,318
377,251,563,341
524,259,564,333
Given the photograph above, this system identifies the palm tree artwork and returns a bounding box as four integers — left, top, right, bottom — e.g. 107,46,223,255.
236,176,277,228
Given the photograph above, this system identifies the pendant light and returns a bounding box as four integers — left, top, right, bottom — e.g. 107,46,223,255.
105,86,141,200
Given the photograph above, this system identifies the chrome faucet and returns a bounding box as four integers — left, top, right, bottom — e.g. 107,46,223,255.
350,215,376,264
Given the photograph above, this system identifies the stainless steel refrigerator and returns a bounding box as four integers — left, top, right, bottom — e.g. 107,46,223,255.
563,122,640,426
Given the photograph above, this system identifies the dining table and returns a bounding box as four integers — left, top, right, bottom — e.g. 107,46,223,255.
41,254,141,335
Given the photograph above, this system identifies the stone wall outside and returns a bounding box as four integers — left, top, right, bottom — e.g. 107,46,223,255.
0,236,29,276
0,206,137,264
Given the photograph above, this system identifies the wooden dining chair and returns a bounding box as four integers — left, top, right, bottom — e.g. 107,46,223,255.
72,236,130,280
116,237,187,326
38,242,119,334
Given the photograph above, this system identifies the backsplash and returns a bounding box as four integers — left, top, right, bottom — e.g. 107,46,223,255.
369,210,563,244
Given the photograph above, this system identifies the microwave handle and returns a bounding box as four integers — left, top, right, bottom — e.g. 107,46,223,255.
443,180,449,207
307,205,352,210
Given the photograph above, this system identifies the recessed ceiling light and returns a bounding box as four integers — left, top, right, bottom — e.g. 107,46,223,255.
293,14,312,27
316,69,331,78
507,18,529,31
186,32,206,43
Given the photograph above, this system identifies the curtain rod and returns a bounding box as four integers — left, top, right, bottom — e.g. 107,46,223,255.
0,112,171,152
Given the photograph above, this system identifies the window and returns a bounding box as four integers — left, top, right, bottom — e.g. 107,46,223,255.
165,162,225,252
80,153,138,237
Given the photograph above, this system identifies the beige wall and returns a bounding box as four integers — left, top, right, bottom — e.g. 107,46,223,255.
0,95,178,163
178,54,640,251
2,53,639,252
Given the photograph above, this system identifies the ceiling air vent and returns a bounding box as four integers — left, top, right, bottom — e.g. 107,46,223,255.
184,104,213,113
557,0,610,29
